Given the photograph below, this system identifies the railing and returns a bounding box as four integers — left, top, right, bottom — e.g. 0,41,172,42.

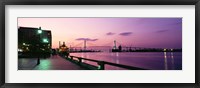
68,55,147,70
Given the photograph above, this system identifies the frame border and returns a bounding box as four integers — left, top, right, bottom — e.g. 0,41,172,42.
0,0,200,88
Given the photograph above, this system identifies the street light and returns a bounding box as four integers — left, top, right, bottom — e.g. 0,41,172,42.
37,29,42,65
37,30,42,34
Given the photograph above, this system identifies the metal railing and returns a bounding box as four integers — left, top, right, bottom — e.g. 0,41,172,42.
68,55,147,70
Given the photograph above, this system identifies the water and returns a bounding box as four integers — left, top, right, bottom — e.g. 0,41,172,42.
70,52,182,70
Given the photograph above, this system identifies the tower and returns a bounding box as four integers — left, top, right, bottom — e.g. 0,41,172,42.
59,41,61,48
113,40,117,50
84,40,86,50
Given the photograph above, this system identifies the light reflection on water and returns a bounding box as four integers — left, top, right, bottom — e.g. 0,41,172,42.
171,52,175,70
164,52,168,70
70,52,182,70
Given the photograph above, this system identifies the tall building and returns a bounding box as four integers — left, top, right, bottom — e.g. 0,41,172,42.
18,27,52,58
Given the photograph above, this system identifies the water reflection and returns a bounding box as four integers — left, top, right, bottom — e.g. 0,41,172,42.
171,52,174,70
116,52,119,64
71,52,181,70
81,53,89,63
164,52,168,70
164,52,175,70
115,52,119,70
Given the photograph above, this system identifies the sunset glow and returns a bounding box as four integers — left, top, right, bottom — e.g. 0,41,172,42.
18,18,182,49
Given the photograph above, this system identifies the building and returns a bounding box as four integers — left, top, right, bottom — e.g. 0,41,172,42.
18,27,52,58
111,40,122,52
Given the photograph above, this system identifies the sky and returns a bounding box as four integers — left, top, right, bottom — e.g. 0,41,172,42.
18,18,182,49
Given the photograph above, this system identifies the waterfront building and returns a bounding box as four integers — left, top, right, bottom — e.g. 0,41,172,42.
18,26,52,57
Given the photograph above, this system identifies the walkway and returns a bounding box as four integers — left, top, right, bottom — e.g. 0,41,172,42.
18,55,85,70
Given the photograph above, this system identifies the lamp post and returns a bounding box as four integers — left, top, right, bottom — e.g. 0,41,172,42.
37,29,42,65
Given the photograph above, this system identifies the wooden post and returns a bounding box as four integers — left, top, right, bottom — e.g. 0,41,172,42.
78,58,82,64
98,61,105,70
70,56,73,60
65,55,68,58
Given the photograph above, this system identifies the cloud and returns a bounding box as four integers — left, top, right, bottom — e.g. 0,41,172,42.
106,32,115,35
119,32,133,36
156,30,169,33
76,38,98,41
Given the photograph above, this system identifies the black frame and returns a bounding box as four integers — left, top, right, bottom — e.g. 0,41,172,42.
0,0,200,88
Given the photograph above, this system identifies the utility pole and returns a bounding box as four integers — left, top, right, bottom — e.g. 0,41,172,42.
37,27,42,65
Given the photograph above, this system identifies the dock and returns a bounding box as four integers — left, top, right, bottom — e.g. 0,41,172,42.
19,54,147,70
18,55,85,70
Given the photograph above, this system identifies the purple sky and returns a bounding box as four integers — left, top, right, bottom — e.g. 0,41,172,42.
18,18,182,49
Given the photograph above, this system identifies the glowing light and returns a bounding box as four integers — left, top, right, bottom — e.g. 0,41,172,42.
37,30,42,34
163,48,166,52
164,52,168,70
43,38,48,43
23,43,25,45
18,49,23,52
98,65,101,69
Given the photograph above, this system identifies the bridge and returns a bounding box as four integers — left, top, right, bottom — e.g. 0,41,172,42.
64,40,180,52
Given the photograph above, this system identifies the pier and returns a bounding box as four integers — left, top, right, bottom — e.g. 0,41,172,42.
18,55,85,70
18,54,147,70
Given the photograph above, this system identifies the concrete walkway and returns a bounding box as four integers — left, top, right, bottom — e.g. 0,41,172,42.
18,55,85,70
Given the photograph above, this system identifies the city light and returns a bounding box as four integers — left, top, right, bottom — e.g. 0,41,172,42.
163,48,166,52
18,49,23,52
43,38,48,43
37,30,42,34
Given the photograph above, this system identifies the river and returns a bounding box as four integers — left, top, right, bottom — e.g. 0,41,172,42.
70,52,182,70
